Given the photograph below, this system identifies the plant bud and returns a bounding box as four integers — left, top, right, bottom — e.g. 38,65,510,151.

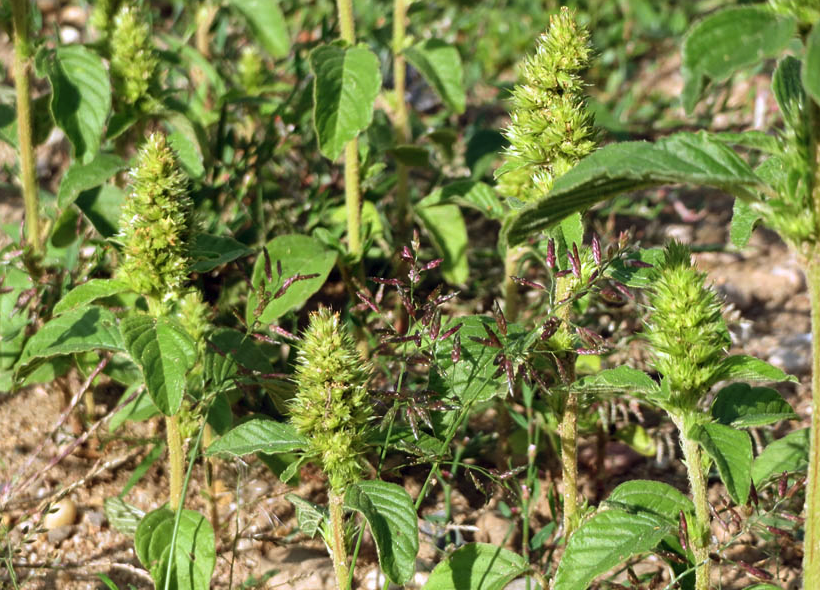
110,4,159,108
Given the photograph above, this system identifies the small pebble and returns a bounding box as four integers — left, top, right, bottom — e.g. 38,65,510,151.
44,498,77,530
59,5,86,26
86,510,106,528
59,26,80,45
47,524,73,544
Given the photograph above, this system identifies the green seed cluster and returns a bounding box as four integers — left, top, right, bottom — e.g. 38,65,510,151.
90,0,121,37
239,46,264,95
497,7,596,202
644,242,730,411
290,308,372,491
116,134,193,306
110,4,158,108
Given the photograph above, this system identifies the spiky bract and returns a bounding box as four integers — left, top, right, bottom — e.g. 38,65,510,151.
644,242,730,412
497,7,596,202
290,308,372,491
110,4,158,108
116,134,193,305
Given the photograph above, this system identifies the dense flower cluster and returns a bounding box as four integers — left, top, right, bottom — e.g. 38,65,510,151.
116,134,193,305
497,7,596,202
110,4,158,108
290,308,372,491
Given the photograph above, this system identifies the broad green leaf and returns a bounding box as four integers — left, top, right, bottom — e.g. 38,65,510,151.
204,328,276,386
606,480,694,524
404,39,466,114
135,508,215,590
554,509,671,590
422,543,529,590
344,480,419,585
168,130,205,180
53,279,130,316
121,315,197,416
574,365,660,398
205,419,306,456
425,181,504,219
681,7,796,113
190,233,252,272
713,355,798,384
752,428,809,486
689,422,752,505
75,184,125,238
246,234,337,325
713,131,781,154
104,497,145,537
416,203,468,285
730,198,760,249
505,132,763,246
389,145,431,168
773,56,807,132
310,43,381,160
57,153,126,208
16,306,124,377
803,22,820,105
431,315,511,404
45,45,111,164
230,0,289,59
608,248,665,287
711,383,797,428
285,494,326,538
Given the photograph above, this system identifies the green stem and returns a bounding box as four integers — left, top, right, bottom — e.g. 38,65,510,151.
676,419,711,590
11,0,39,255
393,0,410,240
335,0,355,44
804,258,820,586
166,415,185,511
344,140,362,259
329,490,349,590
559,389,579,537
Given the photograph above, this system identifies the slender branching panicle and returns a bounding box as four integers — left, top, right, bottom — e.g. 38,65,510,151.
644,241,730,412
497,7,596,202
110,4,158,108
116,133,193,308
290,308,372,492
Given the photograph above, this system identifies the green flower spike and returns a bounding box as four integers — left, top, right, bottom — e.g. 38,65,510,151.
110,4,158,108
497,7,596,202
644,241,730,413
90,0,122,37
290,308,372,492
116,133,193,309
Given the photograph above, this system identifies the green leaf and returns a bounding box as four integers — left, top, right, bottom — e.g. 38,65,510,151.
681,7,796,113
752,428,809,486
16,306,124,377
773,56,807,131
689,422,752,505
713,355,798,384
730,198,760,249
505,132,763,246
205,419,306,456
230,0,289,59
135,508,215,590
53,279,131,316
75,184,125,238
388,145,431,168
104,497,145,537
431,316,511,404
168,130,205,180
574,365,660,398
285,494,326,538
711,383,797,428
803,22,820,105
57,153,126,208
205,328,275,386
404,39,466,114
416,203,468,285
109,385,160,431
121,315,197,416
554,509,671,590
310,42,381,160
608,248,665,288
190,233,252,272
606,480,694,524
45,45,111,164
344,480,419,585
246,234,337,325
422,543,529,590
425,181,504,219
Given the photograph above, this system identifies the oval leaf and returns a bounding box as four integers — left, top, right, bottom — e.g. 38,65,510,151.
344,480,419,585
713,355,798,384
422,543,529,590
205,419,306,457
121,315,197,416
554,509,671,590
57,153,126,208
752,428,809,486
416,203,469,285
190,233,252,273
606,480,694,524
53,279,131,316
711,383,797,428
230,0,289,59
803,22,820,105
404,39,466,114
310,42,381,160
689,422,752,505
46,45,111,164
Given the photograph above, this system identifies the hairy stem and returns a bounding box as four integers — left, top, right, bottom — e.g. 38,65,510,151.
393,0,410,240
11,0,39,255
677,419,711,590
804,255,820,586
559,389,579,537
165,415,185,511
329,490,349,590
